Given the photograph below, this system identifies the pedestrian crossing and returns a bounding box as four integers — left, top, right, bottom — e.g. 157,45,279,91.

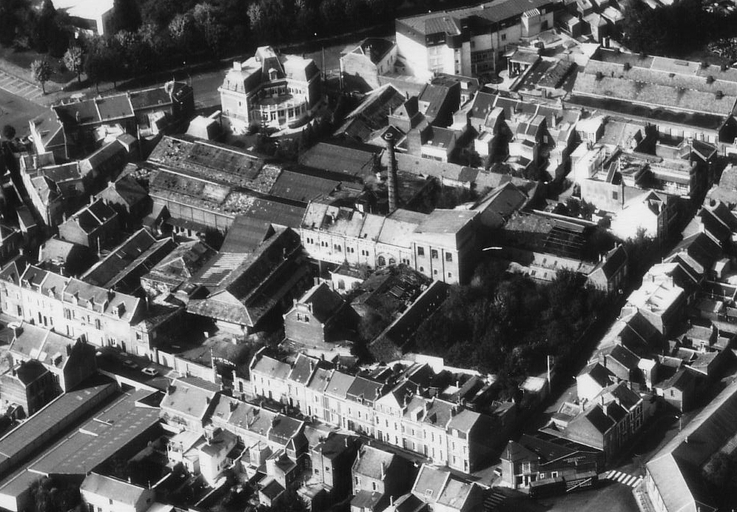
601,470,642,488
0,69,43,101
484,490,506,511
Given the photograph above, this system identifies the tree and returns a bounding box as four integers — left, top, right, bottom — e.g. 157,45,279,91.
169,12,195,58
30,58,52,94
1,125,16,141
112,0,142,33
192,3,227,57
63,45,83,83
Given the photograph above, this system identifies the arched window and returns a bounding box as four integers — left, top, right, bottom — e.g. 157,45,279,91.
389,258,396,266
378,256,386,266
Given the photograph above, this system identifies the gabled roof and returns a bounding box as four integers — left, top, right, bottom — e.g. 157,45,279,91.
354,445,395,479
346,376,384,405
80,473,148,505
412,464,450,502
646,379,737,512
325,371,355,399
578,362,616,388
292,282,346,324
160,377,220,421
187,228,305,327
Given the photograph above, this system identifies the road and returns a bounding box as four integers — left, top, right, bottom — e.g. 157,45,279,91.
0,86,45,136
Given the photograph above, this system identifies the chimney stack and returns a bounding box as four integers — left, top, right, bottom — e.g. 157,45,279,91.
383,131,398,213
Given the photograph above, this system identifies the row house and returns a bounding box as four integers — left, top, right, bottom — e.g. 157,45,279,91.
542,381,643,464
0,263,148,354
249,351,508,474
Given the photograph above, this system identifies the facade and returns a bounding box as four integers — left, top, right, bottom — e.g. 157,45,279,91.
58,198,119,250
8,323,96,393
395,0,560,79
300,203,478,284
219,46,321,133
80,473,154,512
49,82,194,159
351,445,414,512
283,282,357,347
0,263,148,353
341,38,398,92
0,360,58,417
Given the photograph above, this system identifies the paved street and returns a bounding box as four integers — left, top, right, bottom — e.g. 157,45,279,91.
0,86,46,134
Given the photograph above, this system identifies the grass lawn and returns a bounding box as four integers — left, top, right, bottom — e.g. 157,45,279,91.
0,46,75,84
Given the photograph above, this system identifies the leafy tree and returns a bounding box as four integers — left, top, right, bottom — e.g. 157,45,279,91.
112,0,142,33
192,3,227,57
30,58,52,94
84,37,114,91
169,12,196,58
1,125,15,141
63,45,83,83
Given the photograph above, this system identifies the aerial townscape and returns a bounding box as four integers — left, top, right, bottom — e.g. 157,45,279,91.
1,0,737,511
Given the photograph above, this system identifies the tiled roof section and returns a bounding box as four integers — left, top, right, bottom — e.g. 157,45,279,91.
220,215,274,254
268,414,304,447
187,228,305,326
81,229,169,289
80,473,148,505
270,170,340,204
299,142,380,179
416,209,477,234
160,377,220,421
447,408,480,432
424,399,455,428
251,353,292,381
412,464,450,502
65,199,117,234
148,135,276,192
347,376,385,405
325,371,356,399
579,361,615,387
354,445,395,479
79,140,126,175
575,55,737,116
288,353,320,385
9,323,78,369
296,282,346,323
307,367,333,392
339,84,407,134
647,378,737,512
398,0,554,36
146,240,216,288
97,174,148,207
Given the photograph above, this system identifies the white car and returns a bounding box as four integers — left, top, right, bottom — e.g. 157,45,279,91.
142,367,158,377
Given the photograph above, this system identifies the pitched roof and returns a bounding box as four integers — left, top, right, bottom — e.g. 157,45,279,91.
354,445,395,479
80,473,148,505
160,377,220,421
293,282,346,323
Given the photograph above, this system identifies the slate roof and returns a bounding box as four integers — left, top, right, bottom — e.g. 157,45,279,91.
398,0,555,37
145,240,217,289
412,464,450,502
579,362,616,388
354,445,395,479
299,141,380,179
160,377,220,421
187,228,306,327
294,282,346,323
81,229,176,291
80,473,148,505
646,378,737,512
325,371,356,399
